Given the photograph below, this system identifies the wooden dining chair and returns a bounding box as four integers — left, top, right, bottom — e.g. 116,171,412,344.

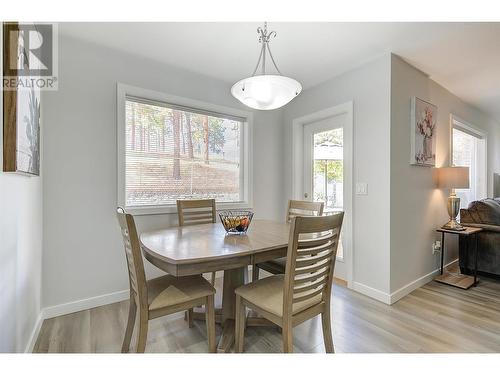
177,199,217,285
252,200,325,281
286,199,325,223
177,198,217,228
235,213,344,353
176,199,218,326
116,207,216,353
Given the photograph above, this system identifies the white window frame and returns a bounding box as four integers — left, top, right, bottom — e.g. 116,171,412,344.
117,83,253,215
450,114,488,201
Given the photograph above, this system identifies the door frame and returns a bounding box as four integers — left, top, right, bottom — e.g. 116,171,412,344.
291,101,354,288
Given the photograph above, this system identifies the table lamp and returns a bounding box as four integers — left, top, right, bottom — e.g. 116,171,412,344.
437,166,470,231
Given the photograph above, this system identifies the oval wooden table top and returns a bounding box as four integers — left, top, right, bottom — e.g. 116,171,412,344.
140,219,291,276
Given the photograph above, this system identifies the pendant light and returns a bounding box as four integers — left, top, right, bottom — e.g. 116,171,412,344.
231,22,302,110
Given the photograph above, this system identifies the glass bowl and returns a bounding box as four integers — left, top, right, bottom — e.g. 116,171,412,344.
219,210,254,234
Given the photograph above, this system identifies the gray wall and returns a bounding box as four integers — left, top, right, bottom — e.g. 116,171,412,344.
283,55,392,295
390,54,500,294
0,173,43,353
0,28,43,352
41,35,285,308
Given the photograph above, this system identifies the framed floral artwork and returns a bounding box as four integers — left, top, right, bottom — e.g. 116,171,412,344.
410,97,437,167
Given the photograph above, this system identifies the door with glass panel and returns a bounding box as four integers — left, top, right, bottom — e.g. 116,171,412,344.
303,114,350,282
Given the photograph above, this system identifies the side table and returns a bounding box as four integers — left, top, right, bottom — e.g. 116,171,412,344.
435,226,482,289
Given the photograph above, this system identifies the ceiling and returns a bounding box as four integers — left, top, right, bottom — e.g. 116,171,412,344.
60,22,500,122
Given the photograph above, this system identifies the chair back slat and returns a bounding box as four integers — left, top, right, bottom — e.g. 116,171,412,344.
116,207,148,308
296,238,337,256
177,199,216,226
283,213,344,316
293,261,330,275
295,249,335,268
297,232,338,249
286,200,324,222
292,287,324,304
293,276,328,294
293,268,330,285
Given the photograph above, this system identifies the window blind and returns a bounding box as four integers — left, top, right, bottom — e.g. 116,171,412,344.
126,95,247,123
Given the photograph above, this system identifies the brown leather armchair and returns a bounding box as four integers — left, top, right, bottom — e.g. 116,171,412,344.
459,198,500,278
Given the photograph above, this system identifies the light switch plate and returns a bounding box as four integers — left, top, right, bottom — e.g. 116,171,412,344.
355,182,368,195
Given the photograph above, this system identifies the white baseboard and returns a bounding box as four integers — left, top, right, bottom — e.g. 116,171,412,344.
352,258,459,306
40,272,221,321
389,258,458,304
42,289,130,320
24,312,44,353
24,289,130,352
352,281,391,304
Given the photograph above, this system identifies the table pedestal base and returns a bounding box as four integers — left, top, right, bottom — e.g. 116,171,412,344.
188,267,278,352
217,321,235,353
192,309,277,327
190,310,223,324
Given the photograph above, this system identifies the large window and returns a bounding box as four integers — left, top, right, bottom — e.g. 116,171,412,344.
452,117,487,209
118,85,252,213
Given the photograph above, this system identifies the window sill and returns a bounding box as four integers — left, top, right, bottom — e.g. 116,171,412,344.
123,201,253,216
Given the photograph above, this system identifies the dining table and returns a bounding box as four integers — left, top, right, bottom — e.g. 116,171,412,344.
140,219,291,353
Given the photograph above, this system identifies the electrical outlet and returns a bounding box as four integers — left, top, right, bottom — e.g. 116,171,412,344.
432,240,441,254
355,182,368,195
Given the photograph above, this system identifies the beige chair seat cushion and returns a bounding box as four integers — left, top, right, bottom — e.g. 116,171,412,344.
235,275,322,317
147,275,215,311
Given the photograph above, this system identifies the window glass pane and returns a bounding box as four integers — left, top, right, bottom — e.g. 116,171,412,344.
312,128,344,258
452,127,476,208
313,128,343,212
125,100,242,207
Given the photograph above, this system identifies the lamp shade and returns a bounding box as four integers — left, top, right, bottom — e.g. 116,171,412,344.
231,75,302,110
437,166,470,189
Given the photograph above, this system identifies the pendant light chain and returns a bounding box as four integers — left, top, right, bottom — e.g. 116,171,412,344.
251,22,282,77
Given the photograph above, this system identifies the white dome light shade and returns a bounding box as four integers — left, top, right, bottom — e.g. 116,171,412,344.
231,74,302,110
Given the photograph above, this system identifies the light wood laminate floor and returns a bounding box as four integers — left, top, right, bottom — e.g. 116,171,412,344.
34,273,500,353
